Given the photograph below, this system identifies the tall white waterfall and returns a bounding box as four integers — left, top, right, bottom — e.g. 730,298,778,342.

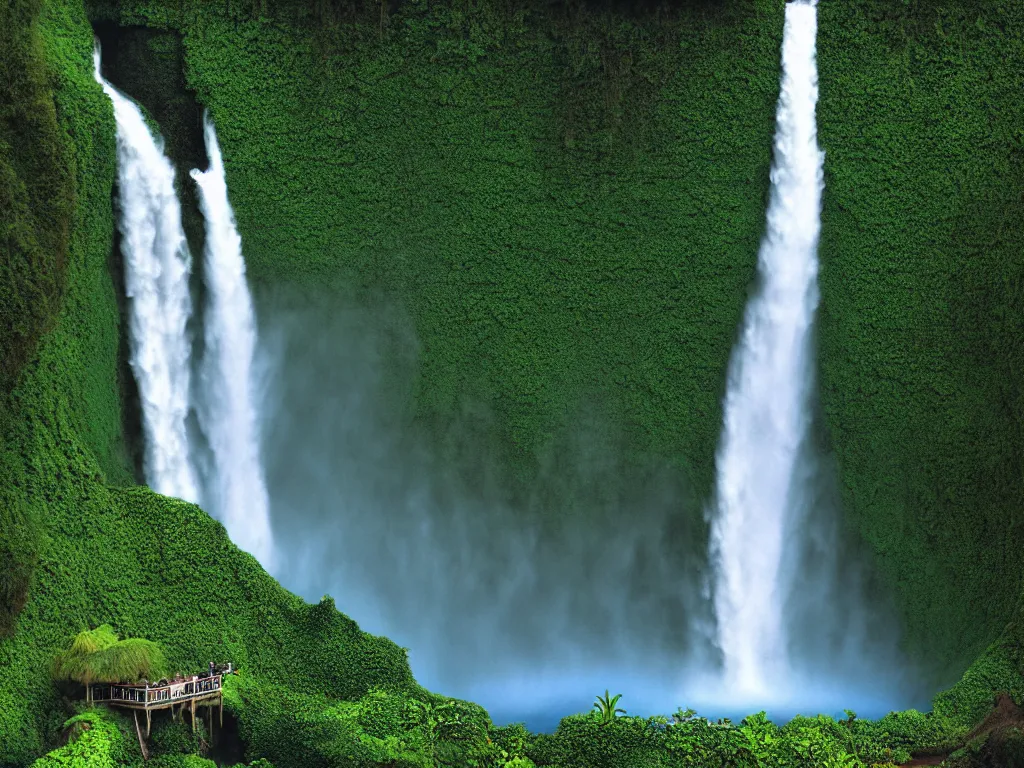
93,44,200,503
191,115,276,567
707,0,825,698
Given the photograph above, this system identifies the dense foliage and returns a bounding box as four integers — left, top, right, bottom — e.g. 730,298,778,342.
52,626,169,694
102,0,781,495
4,0,1024,765
0,0,74,400
0,0,74,637
816,0,1024,679
91,0,1024,685
29,710,136,768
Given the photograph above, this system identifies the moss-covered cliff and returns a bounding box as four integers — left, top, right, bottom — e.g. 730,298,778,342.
816,0,1024,679
97,0,783,487
1,0,124,640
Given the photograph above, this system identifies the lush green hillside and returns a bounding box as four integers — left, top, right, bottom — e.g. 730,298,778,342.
0,0,424,764
0,0,74,400
816,0,1024,679
0,0,123,640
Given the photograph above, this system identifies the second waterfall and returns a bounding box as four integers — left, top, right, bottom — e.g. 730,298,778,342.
191,116,276,568
707,0,825,698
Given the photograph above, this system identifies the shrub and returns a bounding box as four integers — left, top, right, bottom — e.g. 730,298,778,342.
30,710,138,768
52,625,168,702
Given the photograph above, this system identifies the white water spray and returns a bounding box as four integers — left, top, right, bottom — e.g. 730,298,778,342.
190,115,276,567
707,0,825,699
93,44,200,503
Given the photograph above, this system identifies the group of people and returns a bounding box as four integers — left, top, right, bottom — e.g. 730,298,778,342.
141,661,235,688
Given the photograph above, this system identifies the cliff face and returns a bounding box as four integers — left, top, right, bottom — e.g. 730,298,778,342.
816,0,1024,679
3,0,1024,761
98,0,782,481
1,0,123,645
96,0,1024,679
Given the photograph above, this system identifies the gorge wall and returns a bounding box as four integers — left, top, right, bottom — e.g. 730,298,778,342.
816,0,1024,679
92,0,1024,684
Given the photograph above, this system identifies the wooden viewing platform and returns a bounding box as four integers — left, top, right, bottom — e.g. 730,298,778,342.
90,673,225,738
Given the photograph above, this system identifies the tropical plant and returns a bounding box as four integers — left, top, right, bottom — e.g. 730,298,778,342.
739,711,784,767
92,638,168,683
592,690,626,725
781,716,862,768
673,708,698,724
52,625,167,703
52,625,119,704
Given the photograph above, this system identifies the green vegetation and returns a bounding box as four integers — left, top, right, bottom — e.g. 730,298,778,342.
3,0,1024,765
522,706,952,767
23,696,1018,768
0,0,74,638
592,691,626,726
816,0,1024,678
30,710,135,768
0,0,75,400
104,0,782,496
52,625,168,701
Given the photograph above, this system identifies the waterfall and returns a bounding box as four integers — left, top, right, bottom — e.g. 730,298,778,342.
93,43,200,503
707,0,825,698
190,114,276,567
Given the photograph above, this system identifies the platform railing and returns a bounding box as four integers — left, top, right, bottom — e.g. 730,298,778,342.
91,673,223,707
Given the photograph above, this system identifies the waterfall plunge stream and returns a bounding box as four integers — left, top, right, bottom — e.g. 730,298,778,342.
707,0,825,699
191,116,276,567
93,44,200,503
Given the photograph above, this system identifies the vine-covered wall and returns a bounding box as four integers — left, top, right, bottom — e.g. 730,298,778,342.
817,0,1024,679
101,0,784,490
94,0,1024,683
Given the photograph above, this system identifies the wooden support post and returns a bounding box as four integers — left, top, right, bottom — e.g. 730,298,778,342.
133,711,150,761
145,708,152,738
219,696,223,728
191,697,196,733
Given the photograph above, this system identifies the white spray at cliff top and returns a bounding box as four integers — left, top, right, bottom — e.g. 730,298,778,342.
93,43,200,503
191,115,276,568
707,0,824,700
